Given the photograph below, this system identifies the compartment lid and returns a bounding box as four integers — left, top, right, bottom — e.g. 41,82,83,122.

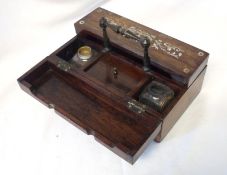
74,7,209,87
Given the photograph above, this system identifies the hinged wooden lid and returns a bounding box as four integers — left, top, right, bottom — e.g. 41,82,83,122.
74,7,209,87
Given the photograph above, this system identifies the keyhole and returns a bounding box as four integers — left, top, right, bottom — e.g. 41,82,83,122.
112,67,118,79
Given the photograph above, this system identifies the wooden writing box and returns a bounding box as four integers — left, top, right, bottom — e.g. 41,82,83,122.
18,8,209,164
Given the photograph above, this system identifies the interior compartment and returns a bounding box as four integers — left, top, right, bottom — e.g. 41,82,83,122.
53,31,184,114
56,32,103,68
84,52,148,95
20,62,161,155
52,31,184,114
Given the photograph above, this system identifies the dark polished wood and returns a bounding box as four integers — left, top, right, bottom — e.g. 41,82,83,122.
74,8,209,87
18,8,209,164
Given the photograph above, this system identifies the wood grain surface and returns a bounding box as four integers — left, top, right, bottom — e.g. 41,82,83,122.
18,8,208,164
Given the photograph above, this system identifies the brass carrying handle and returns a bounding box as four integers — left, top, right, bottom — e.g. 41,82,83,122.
99,17,151,72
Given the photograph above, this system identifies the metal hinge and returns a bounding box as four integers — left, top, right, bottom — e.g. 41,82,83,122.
127,99,146,114
57,60,71,72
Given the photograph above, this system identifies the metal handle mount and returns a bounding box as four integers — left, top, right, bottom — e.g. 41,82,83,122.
99,17,151,72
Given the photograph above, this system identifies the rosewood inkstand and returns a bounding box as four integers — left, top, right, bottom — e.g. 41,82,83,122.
18,8,209,164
